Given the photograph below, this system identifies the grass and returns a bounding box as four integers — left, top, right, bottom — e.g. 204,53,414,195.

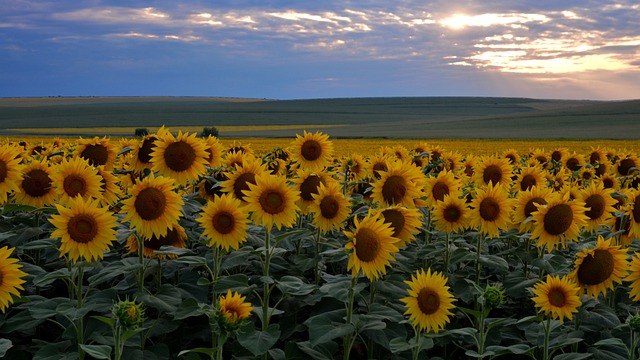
0,96,638,139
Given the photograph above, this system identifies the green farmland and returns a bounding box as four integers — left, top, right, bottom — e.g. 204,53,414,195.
0,96,639,139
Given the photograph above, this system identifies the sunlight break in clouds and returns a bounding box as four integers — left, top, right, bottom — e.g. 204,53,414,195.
440,13,549,29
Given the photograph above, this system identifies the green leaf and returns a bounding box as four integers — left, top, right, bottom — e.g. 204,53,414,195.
122,328,146,342
0,339,12,357
174,255,208,266
276,276,316,296
594,338,626,347
154,245,194,256
79,344,112,359
173,298,209,320
213,273,251,293
478,255,509,273
20,238,57,250
236,324,281,356
138,284,182,313
91,315,116,327
29,297,74,319
389,337,412,353
306,315,354,347
32,268,72,287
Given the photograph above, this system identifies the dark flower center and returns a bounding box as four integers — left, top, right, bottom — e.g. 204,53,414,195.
134,187,167,221
482,165,503,185
138,138,156,164
145,227,179,250
23,169,52,197
543,204,573,235
524,197,547,218
381,209,405,238
233,173,256,201
0,159,7,182
212,211,235,234
444,205,462,223
382,175,407,205
479,197,500,221
300,175,323,201
577,249,614,285
300,140,322,161
63,174,87,197
354,228,380,262
585,194,606,220
417,288,440,315
81,144,109,166
520,174,537,191
548,287,567,307
618,158,637,176
68,214,98,244
319,196,340,219
164,141,196,172
259,190,285,214
431,181,449,202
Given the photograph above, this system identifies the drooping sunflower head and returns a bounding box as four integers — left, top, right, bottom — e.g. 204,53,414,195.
50,196,119,263
0,246,28,313
15,160,57,208
627,190,640,240
196,170,228,202
501,149,520,166
121,174,184,240
218,289,253,326
577,182,617,231
614,154,639,178
0,144,24,204
564,152,585,172
344,215,399,281
203,135,224,168
150,130,209,187
289,130,335,171
242,173,300,231
221,156,267,203
340,153,368,181
130,135,158,174
95,165,123,207
473,156,513,187
400,268,456,333
529,148,549,169
197,193,250,251
598,172,619,190
550,147,569,163
225,141,254,158
367,152,392,180
309,181,351,234
531,274,582,323
371,161,424,208
52,157,104,204
512,185,552,233
432,194,470,234
423,169,462,208
127,225,188,260
625,251,640,301
569,236,629,299
469,182,514,238
514,165,546,192
372,205,423,247
292,167,332,214
74,137,117,169
530,191,589,252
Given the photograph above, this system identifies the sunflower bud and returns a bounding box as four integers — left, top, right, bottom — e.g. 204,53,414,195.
629,314,640,332
484,284,505,309
113,298,144,329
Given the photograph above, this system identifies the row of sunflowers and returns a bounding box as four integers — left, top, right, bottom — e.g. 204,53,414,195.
0,128,640,359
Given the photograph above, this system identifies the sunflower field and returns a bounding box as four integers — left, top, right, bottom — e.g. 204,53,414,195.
1,128,640,360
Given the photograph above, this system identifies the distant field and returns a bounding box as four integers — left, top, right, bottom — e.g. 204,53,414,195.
0,96,638,139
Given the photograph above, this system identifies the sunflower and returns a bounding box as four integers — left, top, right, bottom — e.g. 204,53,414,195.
126,225,188,260
309,181,351,234
372,205,423,248
121,174,184,239
531,190,589,252
203,135,224,169
197,193,250,251
222,150,247,169
51,157,103,204
530,148,549,169
401,268,456,333
531,274,581,323
432,194,470,234
289,130,334,171
225,141,253,157
513,165,546,192
423,170,462,209
627,190,640,240
550,147,568,163
594,161,610,178
220,156,267,203
218,289,253,325
74,137,117,169
367,153,392,180
462,155,477,179
577,182,617,231
442,151,462,173
473,156,513,187
626,252,640,301
14,160,57,208
49,196,118,263
614,154,639,178
151,130,209,187
578,166,596,185
345,215,399,281
129,135,158,174
0,246,28,313
469,182,514,238
564,152,584,172
292,168,333,214
341,153,368,181
588,147,607,165
598,172,619,190
569,236,629,299
501,149,520,166
0,144,24,204
512,186,553,233
370,161,424,208
196,171,228,202
243,173,300,231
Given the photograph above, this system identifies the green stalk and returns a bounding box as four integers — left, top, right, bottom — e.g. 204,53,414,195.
543,317,551,360
314,228,322,284
76,264,85,360
475,233,483,284
343,276,357,360
261,229,272,360
137,235,145,292
443,232,450,272
412,326,423,360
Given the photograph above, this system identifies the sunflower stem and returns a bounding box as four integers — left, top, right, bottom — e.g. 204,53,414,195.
412,326,424,360
75,263,85,360
343,276,358,360
443,232,450,273
314,228,322,284
136,235,145,293
156,257,162,292
475,233,483,284
542,316,551,360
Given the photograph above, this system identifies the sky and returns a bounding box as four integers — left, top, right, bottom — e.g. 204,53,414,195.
1,0,639,100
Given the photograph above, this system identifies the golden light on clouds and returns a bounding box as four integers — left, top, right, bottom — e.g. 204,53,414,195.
440,13,549,29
